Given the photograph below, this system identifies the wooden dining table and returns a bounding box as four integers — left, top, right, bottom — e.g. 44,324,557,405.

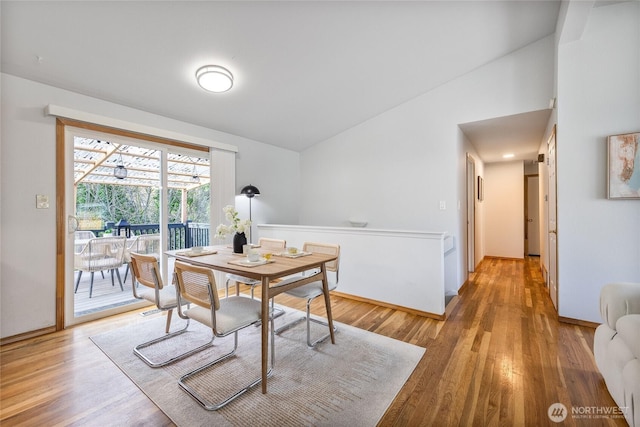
166,245,338,393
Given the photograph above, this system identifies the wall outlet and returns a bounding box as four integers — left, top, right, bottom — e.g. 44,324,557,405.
439,201,446,210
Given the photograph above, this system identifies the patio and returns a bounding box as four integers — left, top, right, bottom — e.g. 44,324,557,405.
72,136,213,317
74,257,178,317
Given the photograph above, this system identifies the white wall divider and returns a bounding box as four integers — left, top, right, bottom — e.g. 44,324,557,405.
258,224,454,318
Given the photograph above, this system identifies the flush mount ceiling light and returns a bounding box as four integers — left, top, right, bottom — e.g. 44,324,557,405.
196,65,234,93
502,153,515,159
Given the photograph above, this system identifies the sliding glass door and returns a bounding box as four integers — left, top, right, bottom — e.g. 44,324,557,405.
64,126,211,326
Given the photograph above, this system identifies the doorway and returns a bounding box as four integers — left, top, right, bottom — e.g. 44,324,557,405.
525,175,540,256
466,154,476,275
547,126,558,311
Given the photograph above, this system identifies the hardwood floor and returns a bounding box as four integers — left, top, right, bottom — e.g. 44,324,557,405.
0,258,624,426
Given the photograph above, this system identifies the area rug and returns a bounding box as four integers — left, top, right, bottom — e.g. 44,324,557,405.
90,309,425,426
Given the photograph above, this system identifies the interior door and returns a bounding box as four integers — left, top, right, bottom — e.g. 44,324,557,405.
547,128,558,310
466,154,476,274
526,175,540,256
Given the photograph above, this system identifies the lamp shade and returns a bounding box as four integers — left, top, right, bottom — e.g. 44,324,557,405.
114,164,127,179
240,184,260,198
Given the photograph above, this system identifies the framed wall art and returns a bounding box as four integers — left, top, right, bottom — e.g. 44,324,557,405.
607,132,640,199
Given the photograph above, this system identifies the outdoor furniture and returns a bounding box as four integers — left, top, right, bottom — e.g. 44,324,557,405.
74,236,127,298
274,242,340,347
74,231,96,253
130,252,213,368
173,260,271,410
124,234,161,283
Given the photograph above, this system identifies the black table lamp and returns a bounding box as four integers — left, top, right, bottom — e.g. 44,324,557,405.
240,184,260,243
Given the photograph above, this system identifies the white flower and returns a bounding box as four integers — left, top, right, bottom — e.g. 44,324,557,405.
214,206,251,239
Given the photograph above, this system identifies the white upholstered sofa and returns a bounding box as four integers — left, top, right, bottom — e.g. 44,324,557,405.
594,282,640,427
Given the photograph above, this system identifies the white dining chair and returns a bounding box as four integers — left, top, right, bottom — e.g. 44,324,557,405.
274,242,340,347
174,260,273,410
130,252,213,367
224,237,286,299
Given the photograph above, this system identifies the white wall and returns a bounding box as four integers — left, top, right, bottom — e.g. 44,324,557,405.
555,1,640,322
484,162,525,259
0,74,300,338
299,35,554,290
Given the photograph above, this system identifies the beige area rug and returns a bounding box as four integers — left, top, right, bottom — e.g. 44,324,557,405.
90,309,425,426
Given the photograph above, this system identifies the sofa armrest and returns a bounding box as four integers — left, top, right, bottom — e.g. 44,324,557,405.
617,314,640,359
600,282,640,330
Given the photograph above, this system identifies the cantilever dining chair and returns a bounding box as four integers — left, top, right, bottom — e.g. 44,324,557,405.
130,252,213,367
225,237,286,298
74,236,127,298
174,260,273,410
274,242,340,348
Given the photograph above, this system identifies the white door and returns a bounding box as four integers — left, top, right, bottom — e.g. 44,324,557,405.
527,175,540,256
467,155,476,274
548,129,558,311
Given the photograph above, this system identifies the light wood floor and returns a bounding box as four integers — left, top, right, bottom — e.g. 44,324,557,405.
0,257,624,426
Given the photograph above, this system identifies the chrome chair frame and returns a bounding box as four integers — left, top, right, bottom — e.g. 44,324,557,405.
274,242,340,348
174,260,275,411
130,253,213,368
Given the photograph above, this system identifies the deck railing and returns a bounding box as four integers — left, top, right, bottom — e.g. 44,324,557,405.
83,221,210,250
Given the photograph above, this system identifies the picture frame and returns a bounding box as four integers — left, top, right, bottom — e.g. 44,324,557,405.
477,176,484,201
607,132,640,199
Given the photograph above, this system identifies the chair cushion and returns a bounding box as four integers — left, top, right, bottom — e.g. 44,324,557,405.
226,273,260,286
276,275,337,300
185,296,262,336
137,285,178,308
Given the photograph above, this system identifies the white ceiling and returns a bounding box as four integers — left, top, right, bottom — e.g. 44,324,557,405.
460,108,552,163
1,1,561,156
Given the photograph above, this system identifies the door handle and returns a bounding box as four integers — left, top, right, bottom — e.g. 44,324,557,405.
68,215,79,233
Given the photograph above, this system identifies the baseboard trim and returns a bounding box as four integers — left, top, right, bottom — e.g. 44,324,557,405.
331,291,445,321
1,325,57,346
483,255,525,261
558,316,599,329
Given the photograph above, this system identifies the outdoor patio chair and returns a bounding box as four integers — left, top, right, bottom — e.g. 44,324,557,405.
124,234,161,284
130,252,213,368
74,236,127,298
274,242,340,348
174,260,273,411
74,230,98,266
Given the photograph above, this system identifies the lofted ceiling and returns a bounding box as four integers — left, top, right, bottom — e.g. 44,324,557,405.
2,1,562,158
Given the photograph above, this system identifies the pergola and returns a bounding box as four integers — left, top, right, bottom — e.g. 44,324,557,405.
74,137,210,226
74,137,210,190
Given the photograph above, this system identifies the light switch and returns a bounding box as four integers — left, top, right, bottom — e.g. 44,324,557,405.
439,201,446,210
36,194,49,209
